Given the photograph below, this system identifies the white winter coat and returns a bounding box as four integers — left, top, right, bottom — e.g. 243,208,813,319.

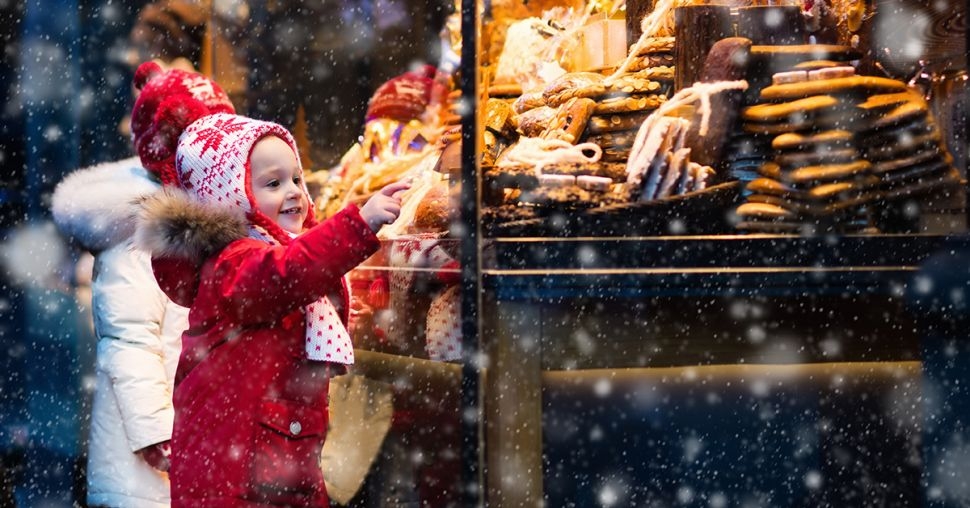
52,158,187,508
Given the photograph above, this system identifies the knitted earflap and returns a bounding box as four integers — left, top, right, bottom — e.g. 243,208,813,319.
130,61,235,186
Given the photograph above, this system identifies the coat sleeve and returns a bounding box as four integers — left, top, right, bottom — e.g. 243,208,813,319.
92,242,180,452
210,205,380,326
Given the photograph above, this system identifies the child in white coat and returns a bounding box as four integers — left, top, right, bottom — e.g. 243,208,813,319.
51,62,234,507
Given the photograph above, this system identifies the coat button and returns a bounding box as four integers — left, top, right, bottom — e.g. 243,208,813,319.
289,421,302,436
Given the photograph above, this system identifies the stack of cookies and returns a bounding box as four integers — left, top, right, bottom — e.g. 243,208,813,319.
625,36,676,96
855,91,959,202
735,68,908,233
721,47,860,188
581,73,671,162
586,36,676,163
735,66,961,233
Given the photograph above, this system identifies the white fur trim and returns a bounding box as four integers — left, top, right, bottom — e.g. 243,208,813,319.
51,157,160,252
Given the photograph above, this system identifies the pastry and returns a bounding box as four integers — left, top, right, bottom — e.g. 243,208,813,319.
759,75,907,101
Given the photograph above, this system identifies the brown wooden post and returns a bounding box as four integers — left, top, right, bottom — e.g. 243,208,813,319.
673,4,735,91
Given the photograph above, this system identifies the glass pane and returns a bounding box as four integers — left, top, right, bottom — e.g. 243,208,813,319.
477,0,968,239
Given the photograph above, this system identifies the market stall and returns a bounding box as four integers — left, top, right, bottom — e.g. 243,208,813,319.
305,0,970,504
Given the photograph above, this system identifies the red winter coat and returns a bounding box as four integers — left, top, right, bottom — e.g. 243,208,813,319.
137,188,379,507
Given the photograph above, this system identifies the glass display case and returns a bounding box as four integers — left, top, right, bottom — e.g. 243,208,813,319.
308,0,970,505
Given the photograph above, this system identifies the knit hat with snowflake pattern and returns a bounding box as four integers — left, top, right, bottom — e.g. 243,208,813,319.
176,113,354,364
365,65,438,122
175,112,317,245
130,61,236,187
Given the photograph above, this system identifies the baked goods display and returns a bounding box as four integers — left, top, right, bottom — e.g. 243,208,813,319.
734,65,962,233
312,0,966,369
315,0,965,240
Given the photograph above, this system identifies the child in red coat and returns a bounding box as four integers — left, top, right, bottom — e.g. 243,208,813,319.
136,112,408,506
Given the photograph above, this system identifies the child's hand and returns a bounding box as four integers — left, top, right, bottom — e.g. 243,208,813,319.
360,180,411,232
137,440,172,472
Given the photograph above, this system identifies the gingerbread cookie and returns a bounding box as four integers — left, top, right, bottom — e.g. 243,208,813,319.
746,193,866,215
484,98,516,135
517,106,557,137
700,37,753,82
863,130,942,161
750,44,862,61
541,97,596,143
776,147,860,168
604,75,664,96
866,100,930,131
743,95,840,122
735,201,796,219
784,160,872,185
759,75,907,101
870,149,945,174
682,37,754,169
748,175,879,201
792,60,846,70
593,94,666,115
489,83,523,98
513,90,547,114
857,91,920,113
587,112,653,134
636,36,676,56
629,55,675,73
771,129,854,151
631,65,676,82
543,72,607,106
882,167,960,199
758,161,783,180
860,119,936,145
599,146,632,162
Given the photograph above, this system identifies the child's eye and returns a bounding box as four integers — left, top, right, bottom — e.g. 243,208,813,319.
266,180,280,188
293,175,302,185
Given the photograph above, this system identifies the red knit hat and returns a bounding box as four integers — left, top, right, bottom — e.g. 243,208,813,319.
130,61,235,186
365,65,437,122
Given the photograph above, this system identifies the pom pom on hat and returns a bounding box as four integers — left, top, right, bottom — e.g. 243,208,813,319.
130,61,235,186
365,65,437,123
133,60,164,90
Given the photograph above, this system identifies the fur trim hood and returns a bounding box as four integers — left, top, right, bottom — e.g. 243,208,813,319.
134,186,249,264
51,157,160,252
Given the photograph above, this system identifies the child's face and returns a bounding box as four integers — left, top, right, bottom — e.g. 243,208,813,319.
250,136,309,235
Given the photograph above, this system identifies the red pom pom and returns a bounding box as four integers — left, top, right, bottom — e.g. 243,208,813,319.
154,96,210,137
133,61,163,91
134,95,211,185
